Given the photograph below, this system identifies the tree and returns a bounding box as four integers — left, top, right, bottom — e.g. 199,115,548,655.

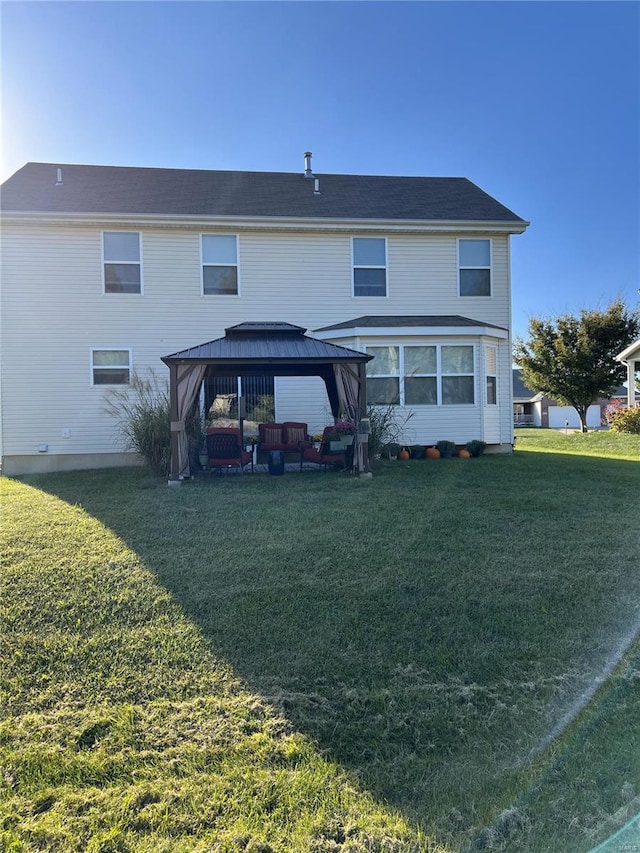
513,299,640,433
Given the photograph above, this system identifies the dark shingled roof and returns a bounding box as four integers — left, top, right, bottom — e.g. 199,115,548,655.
513,369,542,402
316,315,507,332
162,322,372,363
1,162,526,223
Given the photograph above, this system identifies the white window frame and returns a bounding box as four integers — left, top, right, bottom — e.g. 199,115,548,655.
485,345,498,405
352,237,388,298
102,232,143,295
365,345,400,405
366,343,476,406
404,345,438,406
91,348,132,386
457,238,492,298
201,233,240,296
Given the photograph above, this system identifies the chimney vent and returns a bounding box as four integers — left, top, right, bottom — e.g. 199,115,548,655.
55,168,63,186
314,178,321,195
303,151,313,178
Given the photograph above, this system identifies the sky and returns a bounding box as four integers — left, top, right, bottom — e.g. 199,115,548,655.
1,0,638,340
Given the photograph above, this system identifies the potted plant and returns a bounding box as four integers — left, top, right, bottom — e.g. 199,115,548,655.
334,419,358,447
410,444,425,459
436,440,456,459
465,439,487,457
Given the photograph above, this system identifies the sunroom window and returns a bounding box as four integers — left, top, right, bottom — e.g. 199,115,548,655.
365,346,399,404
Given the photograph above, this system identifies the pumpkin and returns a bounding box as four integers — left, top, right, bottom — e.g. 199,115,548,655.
425,447,441,459
458,448,471,458
398,448,410,461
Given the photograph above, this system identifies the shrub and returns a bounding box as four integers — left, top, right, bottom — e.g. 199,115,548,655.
103,369,204,475
436,440,456,454
466,439,487,457
610,406,640,434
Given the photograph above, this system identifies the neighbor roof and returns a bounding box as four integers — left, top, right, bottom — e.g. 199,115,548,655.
1,162,527,223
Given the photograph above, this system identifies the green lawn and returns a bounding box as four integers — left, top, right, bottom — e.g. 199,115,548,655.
2,436,639,852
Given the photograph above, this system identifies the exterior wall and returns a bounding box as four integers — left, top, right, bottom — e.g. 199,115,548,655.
1,221,514,472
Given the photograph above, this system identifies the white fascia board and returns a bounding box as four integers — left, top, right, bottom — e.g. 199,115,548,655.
615,338,640,362
315,325,509,340
0,211,530,235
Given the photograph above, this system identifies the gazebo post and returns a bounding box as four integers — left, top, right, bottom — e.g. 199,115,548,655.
168,362,181,484
358,361,371,476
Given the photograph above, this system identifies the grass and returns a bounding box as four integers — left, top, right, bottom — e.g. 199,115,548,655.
1,433,639,851
514,426,640,460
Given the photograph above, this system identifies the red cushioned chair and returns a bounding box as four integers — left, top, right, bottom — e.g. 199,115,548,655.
299,426,345,471
205,427,253,474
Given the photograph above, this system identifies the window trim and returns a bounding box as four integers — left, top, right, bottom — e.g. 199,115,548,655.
366,343,476,406
457,237,492,298
201,233,240,296
352,236,388,298
102,231,143,295
91,347,132,386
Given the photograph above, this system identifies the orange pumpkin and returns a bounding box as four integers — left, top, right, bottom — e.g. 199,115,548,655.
425,447,441,459
398,448,410,461
458,448,471,458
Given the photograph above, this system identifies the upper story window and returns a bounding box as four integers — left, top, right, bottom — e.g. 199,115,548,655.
91,348,131,385
366,344,475,405
353,237,387,297
103,232,141,294
458,238,491,297
202,234,238,295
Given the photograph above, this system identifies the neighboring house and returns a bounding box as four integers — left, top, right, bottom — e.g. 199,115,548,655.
0,156,529,474
512,369,617,429
615,339,640,408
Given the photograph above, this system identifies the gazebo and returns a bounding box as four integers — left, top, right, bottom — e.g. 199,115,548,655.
616,338,640,408
161,322,373,481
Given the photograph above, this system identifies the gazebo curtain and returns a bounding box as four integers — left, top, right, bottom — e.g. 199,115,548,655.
333,363,361,423
171,363,207,478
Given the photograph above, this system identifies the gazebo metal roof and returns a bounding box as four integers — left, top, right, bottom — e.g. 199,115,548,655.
162,322,373,373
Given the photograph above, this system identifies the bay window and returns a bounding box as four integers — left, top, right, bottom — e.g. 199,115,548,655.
366,344,475,405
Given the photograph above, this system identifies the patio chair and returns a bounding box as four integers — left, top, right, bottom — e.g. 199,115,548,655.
205,427,253,474
299,426,345,471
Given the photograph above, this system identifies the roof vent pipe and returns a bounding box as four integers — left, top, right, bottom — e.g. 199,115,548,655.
303,151,313,178
55,168,63,186
314,178,320,195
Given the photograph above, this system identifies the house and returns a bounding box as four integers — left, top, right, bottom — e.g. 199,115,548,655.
615,339,640,408
512,369,554,427
512,369,625,430
0,155,529,475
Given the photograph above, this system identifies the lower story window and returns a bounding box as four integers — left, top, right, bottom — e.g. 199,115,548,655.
366,344,475,405
92,349,131,385
485,345,498,405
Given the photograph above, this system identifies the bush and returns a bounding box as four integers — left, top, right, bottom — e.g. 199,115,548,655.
466,439,487,457
103,369,204,475
610,407,640,434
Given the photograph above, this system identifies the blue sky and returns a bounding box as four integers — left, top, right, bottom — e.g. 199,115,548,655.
2,0,638,339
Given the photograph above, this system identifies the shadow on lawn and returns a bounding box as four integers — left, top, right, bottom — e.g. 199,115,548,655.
26,451,640,850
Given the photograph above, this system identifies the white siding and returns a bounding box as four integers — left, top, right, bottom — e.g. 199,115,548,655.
1,223,514,466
